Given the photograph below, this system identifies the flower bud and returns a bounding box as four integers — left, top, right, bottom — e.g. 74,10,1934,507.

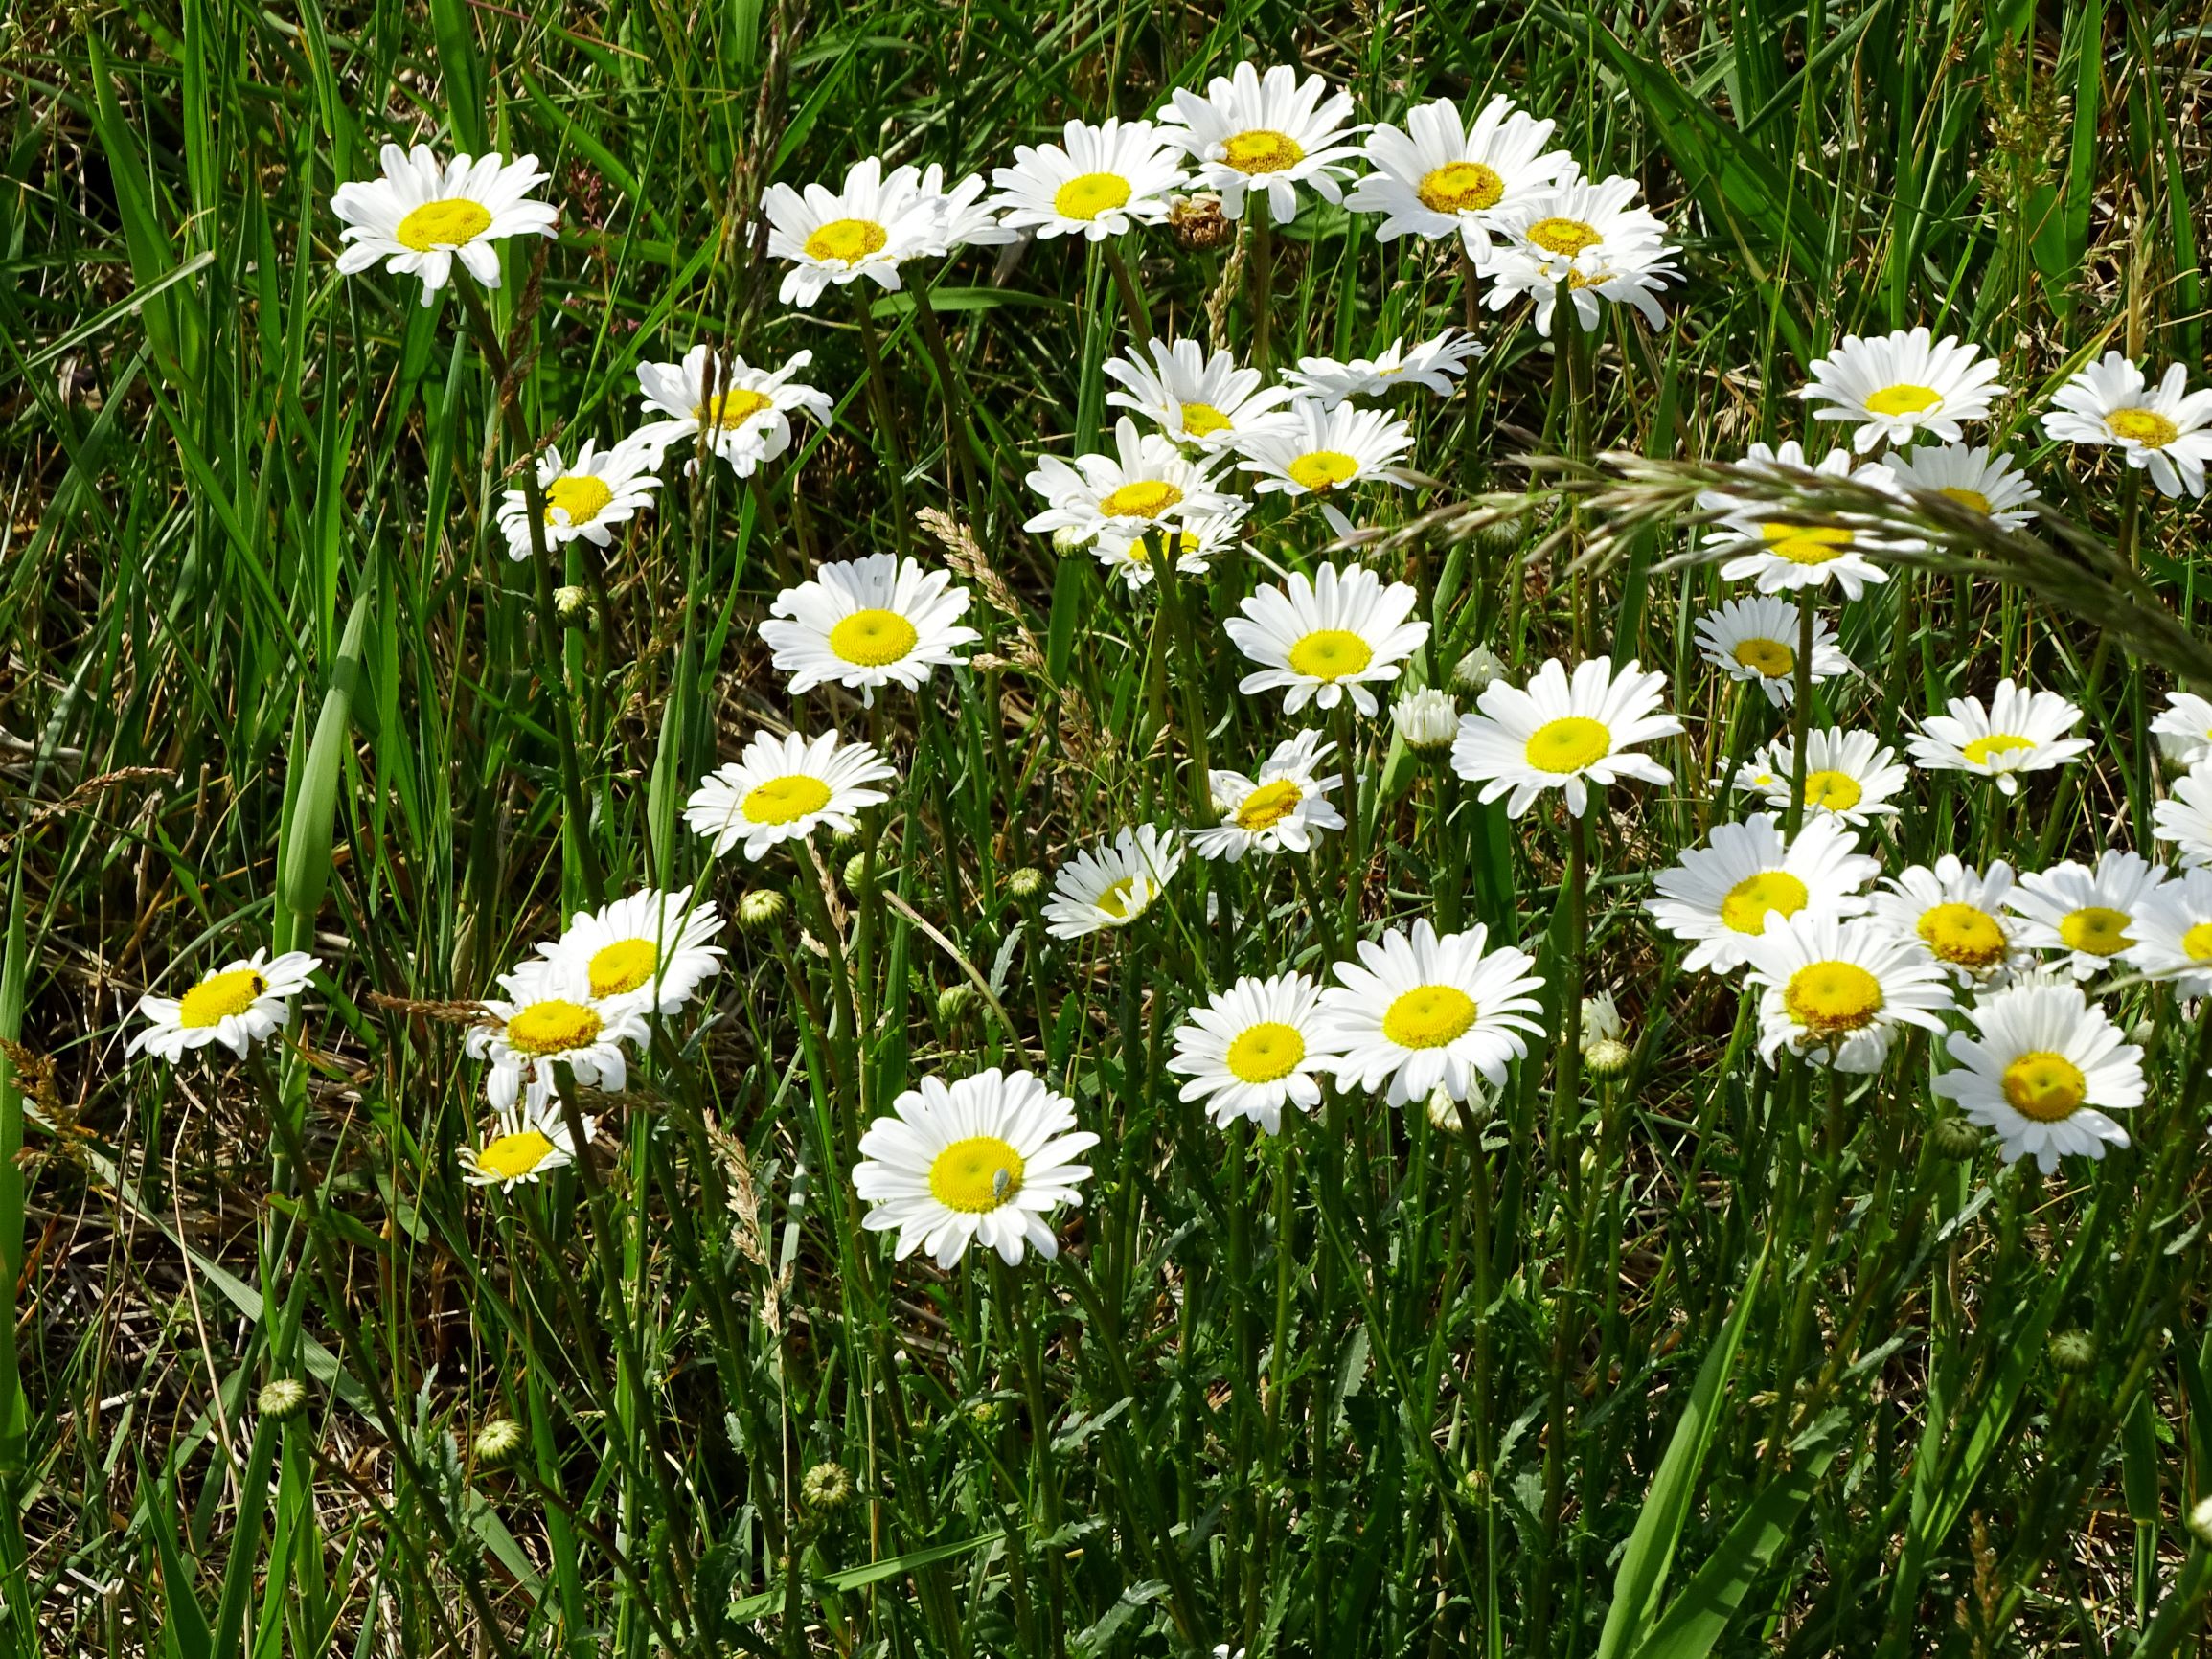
1392,688,1459,755
739,890,787,931
1929,1115,1984,1159
936,983,980,1023
1583,1037,1632,1079
1051,525,1095,555
1427,1083,1489,1136
2188,1495,2212,1547
256,1378,308,1421
1006,867,1045,901
1450,647,1508,697
842,850,880,896
2046,1329,2098,1374
553,584,588,621
800,1462,854,1511
472,1418,527,1467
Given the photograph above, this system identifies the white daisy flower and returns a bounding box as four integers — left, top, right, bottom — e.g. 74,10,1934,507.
128,948,323,1062
918,163,1018,254
460,1101,595,1191
1190,730,1345,861
1905,679,2091,795
1391,686,1460,754
1343,94,1577,261
1692,597,1851,707
1798,329,2006,452
2041,352,2212,499
1234,399,1416,498
1043,825,1182,939
1023,417,1240,552
761,156,948,307
1741,913,1955,1073
1449,656,1681,818
1704,442,1901,601
1644,813,1878,975
1154,61,1364,224
1932,981,2143,1173
1102,337,1297,453
1868,856,2022,985
331,145,558,305
535,887,726,1016
1315,919,1546,1106
1479,175,1679,334
761,553,979,705
2151,693,2212,767
632,346,833,477
2005,851,2168,980
2124,866,2212,994
1881,443,2041,531
1724,728,1909,825
1168,972,1344,1133
1098,509,1249,591
988,118,1190,240
2153,763,2212,867
854,1068,1100,1268
1223,561,1429,716
1279,329,1487,405
466,958,650,1112
684,731,897,861
495,438,660,560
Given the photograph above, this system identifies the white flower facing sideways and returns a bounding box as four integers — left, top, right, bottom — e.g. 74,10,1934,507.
1344,93,1577,261
1798,329,2006,453
1705,442,1899,602
1933,981,2143,1173
2152,693,2212,767
760,156,949,307
1868,856,2022,985
685,730,897,861
988,118,1190,240
1223,561,1428,716
853,1069,1099,1268
2005,851,2168,980
496,438,661,560
536,887,726,1016
1692,596,1850,708
1169,972,1344,1134
1043,825,1182,939
761,554,978,704
1088,510,1246,591
331,144,558,305
1279,329,1486,406
466,957,650,1112
1881,443,2041,531
1481,175,1679,335
1022,417,1240,553
1103,337,1296,454
1316,919,1546,1107
1741,913,1955,1073
1644,813,1878,975
1190,729,1346,861
2154,762,2212,867
1235,399,1417,499
129,948,322,1062
1725,728,1908,825
1155,61,1363,223
632,346,833,478
2125,866,2212,995
1450,656,1681,818
460,1101,595,1192
1905,679,2091,795
2041,351,2212,499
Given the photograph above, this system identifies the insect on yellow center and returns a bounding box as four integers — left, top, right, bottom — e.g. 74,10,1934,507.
1222,129,1306,174
1783,961,1884,1036
1720,871,1810,935
696,389,774,431
475,1129,557,1182
544,475,615,527
1226,1020,1307,1083
1525,216,1602,257
1760,523,1855,565
1918,903,2007,968
1960,733,2033,766
1382,985,1479,1050
829,608,921,667
1100,479,1184,518
1803,769,1863,811
1523,716,1611,774
1863,383,1942,417
1938,486,1993,515
2182,921,2212,963
2107,407,2179,447
1235,779,1305,831
929,1135,1025,1213
505,999,604,1057
2000,1051,2087,1122
1286,628,1374,681
588,939,659,999
804,217,890,263
1179,401,1232,437
2058,906,2132,957
1731,637,1794,677
1053,171,1133,220
1288,449,1362,491
1093,876,1145,921
179,969,267,1028
741,773,834,825
396,197,493,251
1417,160,1505,215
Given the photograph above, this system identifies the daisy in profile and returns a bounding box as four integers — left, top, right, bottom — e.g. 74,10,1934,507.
2124,866,2212,994
1450,656,1680,818
1023,417,1239,552
1191,730,1345,861
1905,680,2090,795
331,145,557,305
460,1102,594,1191
919,163,1019,256
1043,825,1181,939
1103,338,1296,454
1741,913,1954,1072
1317,920,1545,1106
2041,352,2212,499
1168,972,1343,1133
761,554,978,704
496,438,660,560
1705,442,1899,601
761,157,947,307
1236,400,1416,499
632,346,833,477
1280,330,1486,405
1223,562,1428,716
466,958,650,1111
129,947,323,1062
1644,814,1878,975
536,887,725,1015
1086,511,1245,590
853,1068,1099,1267
989,118,1189,240
1725,729,1908,825
1869,856,2022,985
1155,61,1363,223
2005,851,2168,979
1881,443,2041,531
1932,981,2143,1172
1798,329,2005,452
685,730,897,860
2151,693,2212,767
1692,597,1850,707
1344,94,1576,261
2153,763,2212,867
1481,175,1679,334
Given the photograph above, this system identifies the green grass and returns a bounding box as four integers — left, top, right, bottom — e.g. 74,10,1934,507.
5,0,2212,1653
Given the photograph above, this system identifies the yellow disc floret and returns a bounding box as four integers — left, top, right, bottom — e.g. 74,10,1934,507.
929,1135,1026,1212
1286,628,1374,681
741,774,834,826
1382,985,1479,1050
1225,1021,1307,1083
2000,1051,2087,1122
2057,906,2132,957
179,969,268,1028
588,939,660,999
1222,129,1306,174
397,197,493,251
505,999,604,1057
1417,160,1504,215
1783,961,1884,1036
1719,871,1810,935
829,609,922,667
1523,716,1611,774
1234,779,1304,831
544,475,615,527
475,1129,557,1182
1917,903,2007,969
804,217,890,264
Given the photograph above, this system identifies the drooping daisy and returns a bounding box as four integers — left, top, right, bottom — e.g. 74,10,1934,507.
1280,330,1486,405
1343,94,1577,261
1881,443,2041,531
684,730,897,860
1317,920,1546,1106
1103,338,1296,453
1154,61,1364,223
1235,399,1416,498
1644,813,1878,975
988,118,1190,241
632,346,834,477
1043,825,1182,939
1868,856,2022,985
2151,693,2212,767
1190,730,1345,861
1725,728,1909,825
1023,417,1240,552
1705,442,1900,601
1223,561,1428,716
761,554,978,704
496,438,661,560
2124,866,2212,994
1798,329,2006,452
466,958,650,1111
128,948,323,1062
2041,352,2212,499
1692,597,1850,707
1450,656,1680,818
853,1068,1100,1267
2153,763,2212,867
1168,972,1343,1133
331,145,558,305
761,157,948,307
536,887,726,1016
1480,175,1679,334
1741,913,1955,1073
1905,680,2091,795
2005,851,2168,980
460,1102,595,1191
1932,981,2143,1172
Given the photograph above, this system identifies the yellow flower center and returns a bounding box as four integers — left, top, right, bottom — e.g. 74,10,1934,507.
1960,733,2033,766
1222,129,1306,173
803,217,890,263
696,388,774,431
1525,216,1602,257
2107,407,2180,447
828,608,921,667
475,1129,557,1182
2182,921,2212,962
1918,903,2007,968
1523,716,1611,774
588,939,659,999
1720,871,1810,935
1382,985,1479,1049
1730,637,1794,677
1100,479,1184,518
179,968,268,1028
741,773,834,826
1938,486,1992,515
1225,1020,1307,1083
1053,170,1134,220
1094,876,1144,921
1235,779,1305,831
2000,1051,2087,1122
2057,906,2132,957
1863,383,1942,417
1286,628,1374,681
1287,449,1361,491
1803,769,1863,811
1760,523,1855,565
1179,401,1231,437
544,475,615,527
928,1135,1026,1213
1782,960,1884,1035
506,998,604,1057
396,197,494,251
1417,159,1505,215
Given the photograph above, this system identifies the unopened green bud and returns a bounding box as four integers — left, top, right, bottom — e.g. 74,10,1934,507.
936,984,980,1023
739,890,787,931
472,1419,527,1467
2046,1329,2098,1374
1450,647,1507,697
1929,1115,1985,1159
256,1378,308,1421
842,850,880,896
1006,867,1045,901
800,1462,854,1511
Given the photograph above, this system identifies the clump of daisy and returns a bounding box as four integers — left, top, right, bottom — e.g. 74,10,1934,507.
1223,562,1428,716
760,157,952,307
461,1101,594,1191
496,438,661,560
2125,866,2212,994
761,554,978,705
2041,352,2212,499
128,947,323,1063
1343,94,1576,261
2005,851,2167,980
632,346,833,478
1235,399,1416,501
1644,814,1878,975
988,118,1190,241
1280,330,1486,406
2153,762,2212,867
1168,972,1343,1133
1881,443,2041,530
1724,728,1907,824
1481,176,1679,334
1190,730,1345,862
1741,914,1955,1073
535,887,726,1016
1932,981,2143,1173
1904,679,2091,795
685,730,897,861
1798,328,2006,453
1023,417,1240,555
466,958,650,1112
1868,857,2022,985
1316,920,1546,1106
1692,597,1850,707
1155,61,1364,223
1703,442,1902,601
1103,337,1295,454
1450,656,1681,818
331,145,558,305
1043,826,1181,939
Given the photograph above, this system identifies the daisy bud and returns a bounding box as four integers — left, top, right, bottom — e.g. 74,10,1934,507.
1928,1115,1985,1159
553,583,588,620
2128,1017,2158,1049
1475,503,1537,553
800,1461,854,1512
1050,525,1096,555
1426,1082,1490,1136
256,1377,308,1421
936,984,979,1024
1006,867,1045,901
1168,192,1232,250
1583,1037,1632,1079
2188,1495,2212,1547
2045,1329,2098,1374
1392,687,1459,755
472,1418,527,1468
1450,646,1507,697
842,850,880,896
739,890,787,931
969,1398,1005,1427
